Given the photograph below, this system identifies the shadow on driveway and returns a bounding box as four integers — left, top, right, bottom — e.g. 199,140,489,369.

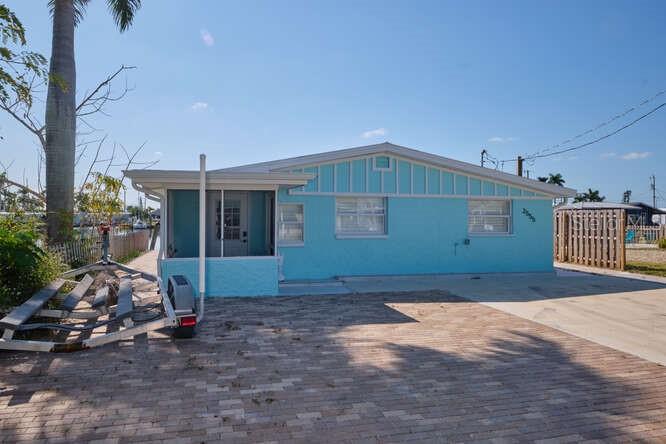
1,291,666,442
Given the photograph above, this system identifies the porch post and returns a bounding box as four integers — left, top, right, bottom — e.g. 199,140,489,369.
158,192,167,276
274,187,278,258
220,188,224,257
198,154,206,321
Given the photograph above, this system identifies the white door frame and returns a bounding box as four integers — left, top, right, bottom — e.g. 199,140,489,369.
223,191,249,257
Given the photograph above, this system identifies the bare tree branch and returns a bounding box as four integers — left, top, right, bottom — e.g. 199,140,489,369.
74,65,136,118
0,99,45,146
0,176,45,202
78,135,107,191
0,64,152,206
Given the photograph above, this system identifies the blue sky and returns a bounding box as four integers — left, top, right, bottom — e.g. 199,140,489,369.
3,0,666,206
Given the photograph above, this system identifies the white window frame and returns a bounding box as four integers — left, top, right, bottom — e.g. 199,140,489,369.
335,197,387,238
372,156,392,172
467,199,512,236
277,203,304,246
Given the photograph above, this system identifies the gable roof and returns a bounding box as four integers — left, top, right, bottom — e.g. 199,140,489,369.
214,142,576,197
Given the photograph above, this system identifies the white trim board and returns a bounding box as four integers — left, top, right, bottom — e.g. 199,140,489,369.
288,191,551,200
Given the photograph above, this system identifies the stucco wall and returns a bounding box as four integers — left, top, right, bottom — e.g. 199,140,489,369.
168,190,199,258
160,257,279,296
278,189,553,280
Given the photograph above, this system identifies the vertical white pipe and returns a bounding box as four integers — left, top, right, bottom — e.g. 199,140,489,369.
158,193,166,277
274,187,279,258
198,154,206,322
220,188,224,258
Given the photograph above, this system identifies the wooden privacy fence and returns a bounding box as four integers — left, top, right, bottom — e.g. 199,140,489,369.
50,230,151,267
554,209,626,270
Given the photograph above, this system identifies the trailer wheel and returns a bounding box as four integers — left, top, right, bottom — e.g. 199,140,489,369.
173,326,195,338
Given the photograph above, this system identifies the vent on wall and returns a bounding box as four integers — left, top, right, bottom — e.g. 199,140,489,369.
373,156,391,171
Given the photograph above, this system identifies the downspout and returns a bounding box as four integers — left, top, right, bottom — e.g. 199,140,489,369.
198,154,206,322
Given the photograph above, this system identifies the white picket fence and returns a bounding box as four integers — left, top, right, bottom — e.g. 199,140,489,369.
50,230,151,266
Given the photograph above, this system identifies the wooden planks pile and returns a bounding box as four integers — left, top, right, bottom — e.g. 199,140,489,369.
554,208,626,270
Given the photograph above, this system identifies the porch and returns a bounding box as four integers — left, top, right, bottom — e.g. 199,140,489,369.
161,188,280,296
126,162,312,297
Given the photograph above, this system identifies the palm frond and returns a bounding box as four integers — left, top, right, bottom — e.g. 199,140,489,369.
106,0,141,32
47,0,91,26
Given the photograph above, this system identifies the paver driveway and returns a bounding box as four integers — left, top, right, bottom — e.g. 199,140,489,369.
2,291,666,443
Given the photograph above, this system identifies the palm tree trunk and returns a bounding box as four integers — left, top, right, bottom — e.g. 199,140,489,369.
45,0,76,242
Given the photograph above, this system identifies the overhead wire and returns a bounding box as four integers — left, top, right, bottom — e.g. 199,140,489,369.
529,90,664,158
501,100,666,162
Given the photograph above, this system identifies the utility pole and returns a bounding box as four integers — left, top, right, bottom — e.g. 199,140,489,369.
517,156,524,177
650,174,656,208
481,149,487,167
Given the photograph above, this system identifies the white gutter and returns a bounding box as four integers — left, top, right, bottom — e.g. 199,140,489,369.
198,154,206,322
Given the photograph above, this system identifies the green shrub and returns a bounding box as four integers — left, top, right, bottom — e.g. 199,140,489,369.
0,215,64,310
659,238,666,249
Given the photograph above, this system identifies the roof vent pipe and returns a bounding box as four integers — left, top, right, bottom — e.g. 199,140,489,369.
198,154,206,322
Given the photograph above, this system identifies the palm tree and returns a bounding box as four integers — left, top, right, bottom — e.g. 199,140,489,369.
573,188,605,203
45,0,141,242
537,173,565,186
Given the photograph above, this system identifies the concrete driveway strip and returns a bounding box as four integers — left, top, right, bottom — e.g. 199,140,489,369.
342,271,666,366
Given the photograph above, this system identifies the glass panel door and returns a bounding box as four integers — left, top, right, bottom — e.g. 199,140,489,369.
223,192,248,256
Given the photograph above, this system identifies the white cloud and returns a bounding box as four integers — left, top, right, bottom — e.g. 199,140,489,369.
600,152,616,158
200,29,214,46
154,151,163,157
189,101,209,111
361,128,387,139
488,136,517,143
621,151,651,160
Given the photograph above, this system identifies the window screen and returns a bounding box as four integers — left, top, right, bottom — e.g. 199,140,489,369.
278,204,304,244
468,200,511,234
336,197,386,235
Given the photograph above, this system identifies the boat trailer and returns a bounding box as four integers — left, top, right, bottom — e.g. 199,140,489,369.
0,229,197,353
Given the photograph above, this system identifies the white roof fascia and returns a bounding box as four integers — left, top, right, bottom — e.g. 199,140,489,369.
124,170,313,198
125,170,312,184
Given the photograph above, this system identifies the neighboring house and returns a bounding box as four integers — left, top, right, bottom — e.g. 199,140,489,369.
557,202,666,226
126,142,576,296
656,209,666,226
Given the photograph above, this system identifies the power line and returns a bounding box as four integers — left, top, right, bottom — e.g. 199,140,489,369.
524,89,665,160
503,101,666,162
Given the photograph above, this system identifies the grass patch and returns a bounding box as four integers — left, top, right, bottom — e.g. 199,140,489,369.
626,261,666,278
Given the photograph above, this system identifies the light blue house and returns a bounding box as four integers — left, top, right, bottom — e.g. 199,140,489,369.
126,143,576,297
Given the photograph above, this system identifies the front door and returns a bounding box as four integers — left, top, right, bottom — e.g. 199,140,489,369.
224,191,248,256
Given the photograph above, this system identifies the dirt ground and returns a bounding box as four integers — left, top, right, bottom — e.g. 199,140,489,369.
627,247,666,263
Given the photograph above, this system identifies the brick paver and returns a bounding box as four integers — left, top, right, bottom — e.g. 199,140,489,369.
2,290,666,442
